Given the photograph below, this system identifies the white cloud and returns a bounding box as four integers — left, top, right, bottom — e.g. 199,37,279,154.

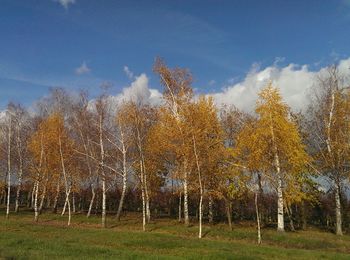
210,57,350,112
75,62,90,75
55,0,76,9
109,73,162,106
123,66,134,80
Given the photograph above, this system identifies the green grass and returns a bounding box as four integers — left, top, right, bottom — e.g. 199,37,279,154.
0,210,349,259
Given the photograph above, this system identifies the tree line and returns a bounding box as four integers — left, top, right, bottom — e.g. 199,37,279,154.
1,59,350,242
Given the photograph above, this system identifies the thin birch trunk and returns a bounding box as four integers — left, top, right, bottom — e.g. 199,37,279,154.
116,137,128,221
61,196,67,215
208,196,213,224
15,122,23,213
255,192,262,244
58,134,71,226
193,135,203,238
326,91,343,235
52,179,60,213
34,180,40,222
335,182,342,235
178,191,182,222
99,113,106,228
145,175,151,223
6,114,12,219
34,133,44,222
102,177,106,228
286,203,295,231
39,182,47,213
87,184,95,218
226,200,233,231
269,108,284,232
276,175,284,232
31,183,35,209
183,163,189,226
140,160,146,231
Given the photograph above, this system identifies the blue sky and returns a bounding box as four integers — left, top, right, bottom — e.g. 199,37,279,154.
1,0,350,108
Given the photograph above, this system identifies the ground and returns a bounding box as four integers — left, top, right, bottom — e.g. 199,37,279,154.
0,210,349,259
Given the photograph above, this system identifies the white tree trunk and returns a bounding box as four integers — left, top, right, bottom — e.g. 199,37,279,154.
145,176,151,222
255,192,262,244
335,182,342,235
34,180,40,222
15,122,23,213
87,185,95,218
67,191,71,226
15,171,22,213
277,175,284,232
34,134,44,221
178,191,182,222
31,184,35,209
198,193,203,238
39,182,47,213
183,169,189,226
6,114,12,219
269,108,284,232
102,177,106,228
116,144,128,221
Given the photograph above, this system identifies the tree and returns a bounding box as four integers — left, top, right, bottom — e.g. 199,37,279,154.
307,66,350,235
185,96,225,238
28,113,75,225
154,58,193,226
235,83,309,232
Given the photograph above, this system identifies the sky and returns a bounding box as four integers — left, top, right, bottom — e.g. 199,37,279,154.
1,0,350,110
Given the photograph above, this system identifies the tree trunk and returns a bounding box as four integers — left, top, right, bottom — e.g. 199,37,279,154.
102,177,106,228
31,183,35,209
335,182,342,235
15,122,23,213
255,192,262,245
52,180,60,213
6,115,12,219
116,154,127,221
34,180,40,222
277,175,284,232
286,204,295,232
61,192,69,215
141,171,146,232
39,183,47,214
146,191,151,223
198,192,203,238
183,171,189,226
208,196,213,224
226,200,232,231
178,191,182,222
72,192,76,213
87,185,95,218
15,168,23,213
67,192,71,226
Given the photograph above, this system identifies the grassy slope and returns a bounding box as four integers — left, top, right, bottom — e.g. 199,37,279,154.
0,210,349,259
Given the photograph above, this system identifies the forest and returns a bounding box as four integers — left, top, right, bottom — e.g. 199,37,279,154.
1,58,350,248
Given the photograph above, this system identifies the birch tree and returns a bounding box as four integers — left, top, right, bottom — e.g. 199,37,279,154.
154,58,193,225
236,84,309,232
307,66,350,235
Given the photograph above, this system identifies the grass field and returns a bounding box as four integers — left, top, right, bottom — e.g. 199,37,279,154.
0,210,349,259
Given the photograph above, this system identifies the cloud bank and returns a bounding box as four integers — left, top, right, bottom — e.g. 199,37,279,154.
211,58,350,112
